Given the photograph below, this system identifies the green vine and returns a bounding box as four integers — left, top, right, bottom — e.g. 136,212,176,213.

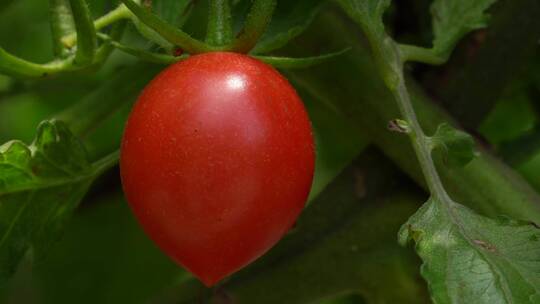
337,0,540,302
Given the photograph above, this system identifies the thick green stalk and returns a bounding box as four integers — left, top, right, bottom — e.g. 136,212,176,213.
357,19,455,206
0,47,74,77
206,0,233,46
49,0,75,57
69,0,97,65
391,76,451,202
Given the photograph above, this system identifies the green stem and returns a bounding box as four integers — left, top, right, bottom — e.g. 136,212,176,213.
231,0,276,53
49,0,75,57
0,47,74,77
119,0,215,54
284,8,540,222
94,21,127,63
391,75,451,203
356,21,455,205
92,150,120,175
69,0,97,65
399,44,447,66
206,0,233,46
61,3,132,48
97,33,182,64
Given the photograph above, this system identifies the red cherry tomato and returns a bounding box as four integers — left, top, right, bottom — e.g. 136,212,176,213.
120,52,315,286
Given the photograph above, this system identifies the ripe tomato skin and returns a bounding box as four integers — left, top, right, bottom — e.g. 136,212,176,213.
120,52,315,286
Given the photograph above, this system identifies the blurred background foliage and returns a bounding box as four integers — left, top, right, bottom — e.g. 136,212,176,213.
0,0,539,303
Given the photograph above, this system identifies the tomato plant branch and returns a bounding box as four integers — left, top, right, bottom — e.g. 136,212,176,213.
119,0,217,54
206,0,233,46
391,77,451,202
375,38,454,205
286,8,540,223
398,44,447,66
0,48,75,77
231,0,276,53
61,3,133,48
346,14,456,207
69,0,97,66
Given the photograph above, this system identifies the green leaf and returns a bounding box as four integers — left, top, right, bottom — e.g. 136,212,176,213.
431,123,476,167
250,0,326,54
0,120,116,283
336,0,401,88
479,91,537,146
399,198,540,303
400,0,499,64
296,76,368,201
431,0,498,58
